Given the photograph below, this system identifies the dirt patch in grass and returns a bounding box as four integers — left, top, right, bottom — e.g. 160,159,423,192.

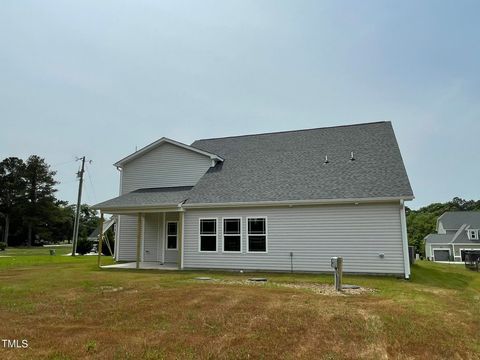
211,278,375,296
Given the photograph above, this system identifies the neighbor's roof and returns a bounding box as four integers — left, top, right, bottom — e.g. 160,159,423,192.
184,121,413,205
425,231,480,245
438,211,480,230
93,186,192,210
424,234,454,244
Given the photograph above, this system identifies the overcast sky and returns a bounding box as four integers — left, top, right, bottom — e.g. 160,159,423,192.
1,1,478,210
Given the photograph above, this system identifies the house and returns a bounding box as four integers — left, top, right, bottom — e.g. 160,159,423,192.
425,212,480,262
93,121,414,278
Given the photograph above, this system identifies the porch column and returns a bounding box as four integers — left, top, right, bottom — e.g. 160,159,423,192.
178,211,184,269
136,213,142,269
97,212,104,268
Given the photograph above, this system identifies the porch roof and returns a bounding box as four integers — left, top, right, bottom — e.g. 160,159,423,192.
93,186,192,212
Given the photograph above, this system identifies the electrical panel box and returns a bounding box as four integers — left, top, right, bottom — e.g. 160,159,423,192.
331,257,338,269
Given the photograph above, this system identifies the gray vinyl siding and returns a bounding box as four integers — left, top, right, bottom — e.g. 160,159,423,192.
183,202,406,275
121,142,212,193
118,215,139,261
117,143,211,261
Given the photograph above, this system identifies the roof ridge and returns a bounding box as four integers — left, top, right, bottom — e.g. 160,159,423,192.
192,121,389,143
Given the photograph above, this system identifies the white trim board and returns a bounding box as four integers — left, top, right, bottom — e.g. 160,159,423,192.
183,196,414,209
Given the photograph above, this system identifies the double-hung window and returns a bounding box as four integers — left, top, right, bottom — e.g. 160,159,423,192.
166,222,178,250
469,229,478,240
247,217,267,252
223,218,241,252
199,219,217,252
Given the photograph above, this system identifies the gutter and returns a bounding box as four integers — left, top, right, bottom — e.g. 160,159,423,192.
182,196,415,209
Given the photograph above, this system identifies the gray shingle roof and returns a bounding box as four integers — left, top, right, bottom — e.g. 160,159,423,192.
185,121,413,204
424,234,454,244
438,211,480,230
93,187,192,210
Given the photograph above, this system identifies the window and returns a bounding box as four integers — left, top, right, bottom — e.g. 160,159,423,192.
199,219,217,252
166,222,178,250
468,230,478,240
223,218,241,252
247,217,267,252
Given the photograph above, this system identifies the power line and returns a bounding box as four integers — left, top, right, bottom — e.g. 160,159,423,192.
85,164,97,203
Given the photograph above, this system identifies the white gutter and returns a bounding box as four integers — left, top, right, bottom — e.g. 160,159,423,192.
399,199,411,279
183,196,415,209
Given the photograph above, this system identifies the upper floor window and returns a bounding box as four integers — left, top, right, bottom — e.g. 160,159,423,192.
468,229,478,240
199,219,217,252
247,217,267,252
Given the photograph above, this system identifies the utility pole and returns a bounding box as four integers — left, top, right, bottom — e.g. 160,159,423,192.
71,156,86,256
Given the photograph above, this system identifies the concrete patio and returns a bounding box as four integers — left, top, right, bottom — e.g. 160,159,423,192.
101,262,178,270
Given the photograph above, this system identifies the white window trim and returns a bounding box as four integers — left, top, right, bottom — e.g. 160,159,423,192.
222,217,243,253
467,229,479,240
166,221,178,251
246,216,268,253
432,248,451,262
198,217,218,253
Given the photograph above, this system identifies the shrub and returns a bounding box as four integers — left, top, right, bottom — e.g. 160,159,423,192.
76,238,93,255
0,242,6,251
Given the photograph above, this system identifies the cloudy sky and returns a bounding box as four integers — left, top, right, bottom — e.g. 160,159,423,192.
1,1,478,209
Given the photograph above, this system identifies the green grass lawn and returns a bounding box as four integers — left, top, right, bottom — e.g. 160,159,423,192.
0,247,479,359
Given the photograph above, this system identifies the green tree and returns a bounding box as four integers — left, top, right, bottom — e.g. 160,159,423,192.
407,197,480,256
22,156,58,246
0,157,26,246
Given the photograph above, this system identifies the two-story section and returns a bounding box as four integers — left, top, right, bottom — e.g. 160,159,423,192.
94,121,414,278
105,138,222,265
425,212,480,262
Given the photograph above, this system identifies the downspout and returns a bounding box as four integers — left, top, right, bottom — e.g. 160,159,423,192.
400,200,411,279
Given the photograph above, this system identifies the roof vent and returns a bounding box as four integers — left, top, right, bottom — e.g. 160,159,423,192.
350,151,355,161
324,155,329,164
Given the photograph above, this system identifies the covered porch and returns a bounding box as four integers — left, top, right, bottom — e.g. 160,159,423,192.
93,187,189,270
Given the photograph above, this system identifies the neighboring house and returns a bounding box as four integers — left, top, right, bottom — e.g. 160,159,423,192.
425,212,480,262
88,216,116,242
93,121,414,278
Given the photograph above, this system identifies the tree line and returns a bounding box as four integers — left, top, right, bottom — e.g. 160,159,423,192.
0,156,98,247
406,197,480,256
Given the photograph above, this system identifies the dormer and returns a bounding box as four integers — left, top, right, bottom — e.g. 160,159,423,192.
467,229,479,240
